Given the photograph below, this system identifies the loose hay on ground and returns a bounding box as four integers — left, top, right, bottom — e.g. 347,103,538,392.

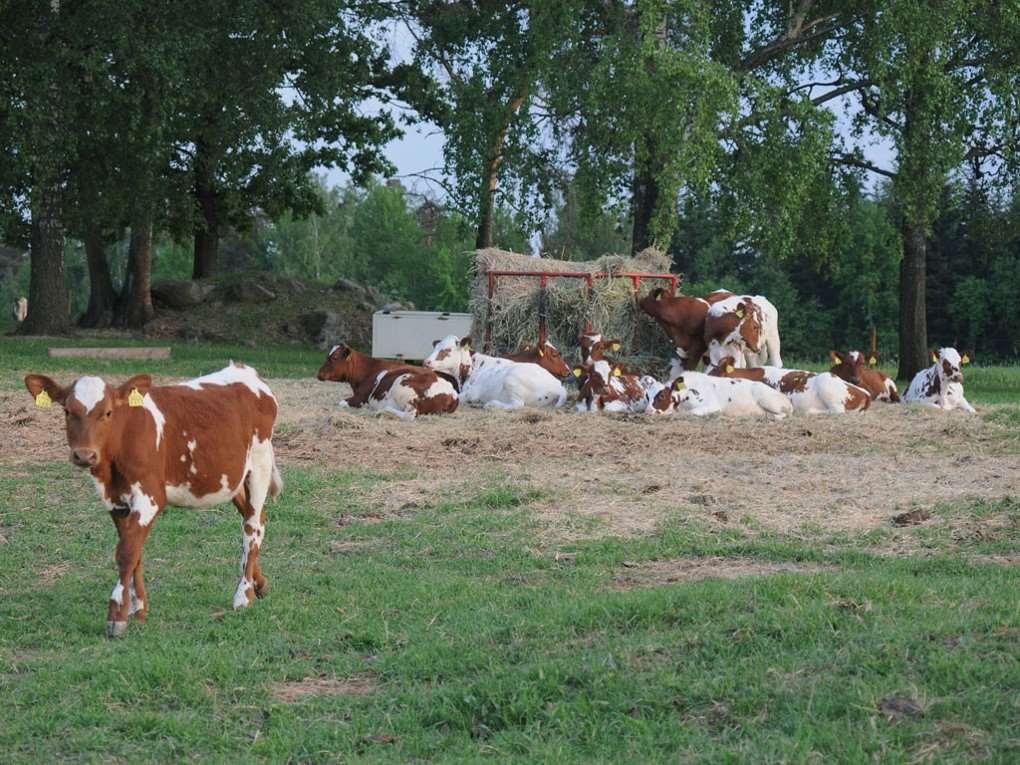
612,557,833,589
270,675,377,703
4,376,1020,542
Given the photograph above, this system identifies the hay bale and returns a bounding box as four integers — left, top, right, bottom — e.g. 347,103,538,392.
470,248,678,367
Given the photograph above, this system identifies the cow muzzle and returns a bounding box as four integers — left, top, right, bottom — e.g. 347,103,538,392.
71,448,99,468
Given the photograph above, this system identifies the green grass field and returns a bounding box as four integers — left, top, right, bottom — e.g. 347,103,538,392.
1,340,1018,762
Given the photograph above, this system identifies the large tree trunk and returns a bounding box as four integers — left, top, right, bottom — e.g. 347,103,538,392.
192,141,220,278
116,219,155,329
897,220,928,381
475,89,528,250
79,224,116,328
630,153,660,253
21,181,70,335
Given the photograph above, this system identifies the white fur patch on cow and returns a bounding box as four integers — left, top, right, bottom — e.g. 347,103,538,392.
110,581,125,605
72,377,107,414
141,393,166,448
181,362,275,400
91,475,114,510
187,439,197,453
126,483,161,526
165,474,238,509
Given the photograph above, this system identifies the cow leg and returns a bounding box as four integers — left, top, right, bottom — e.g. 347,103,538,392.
107,514,151,638
232,441,274,609
130,561,147,622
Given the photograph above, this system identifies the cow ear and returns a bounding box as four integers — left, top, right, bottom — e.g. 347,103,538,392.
725,364,735,374
672,378,686,391
654,289,663,301
829,351,843,364
868,353,879,366
460,336,472,350
432,339,439,348
117,375,152,406
960,350,972,365
930,348,939,364
572,366,583,378
612,366,622,377
609,340,622,352
537,347,544,357
25,374,67,408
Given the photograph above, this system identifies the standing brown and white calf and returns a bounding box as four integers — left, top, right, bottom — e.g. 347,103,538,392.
24,363,282,637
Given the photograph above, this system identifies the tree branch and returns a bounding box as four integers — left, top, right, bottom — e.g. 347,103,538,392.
833,153,897,179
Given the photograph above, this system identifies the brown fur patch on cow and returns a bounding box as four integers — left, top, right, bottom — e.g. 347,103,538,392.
779,370,814,393
270,674,377,703
612,557,832,589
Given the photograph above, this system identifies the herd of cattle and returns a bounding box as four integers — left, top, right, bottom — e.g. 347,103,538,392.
19,286,976,636
317,287,977,419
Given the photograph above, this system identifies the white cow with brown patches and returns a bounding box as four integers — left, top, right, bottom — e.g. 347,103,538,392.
24,363,282,637
704,295,782,368
904,348,976,413
424,335,566,410
650,370,793,418
708,356,871,414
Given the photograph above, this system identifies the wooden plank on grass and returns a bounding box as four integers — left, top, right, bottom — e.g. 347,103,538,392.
48,347,172,360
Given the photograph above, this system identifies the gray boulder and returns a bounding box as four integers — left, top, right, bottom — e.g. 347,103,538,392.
151,279,216,308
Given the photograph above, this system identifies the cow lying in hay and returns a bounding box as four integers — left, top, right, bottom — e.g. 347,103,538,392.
24,363,282,638
903,347,976,413
424,335,567,410
317,343,459,419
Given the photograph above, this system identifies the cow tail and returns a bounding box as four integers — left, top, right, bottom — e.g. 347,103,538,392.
268,445,284,501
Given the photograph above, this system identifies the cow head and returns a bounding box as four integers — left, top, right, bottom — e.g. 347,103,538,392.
735,298,763,352
637,287,671,318
24,373,152,469
578,333,621,367
521,340,571,379
710,356,739,377
668,376,704,412
424,335,473,382
829,350,862,385
317,343,357,382
931,347,970,383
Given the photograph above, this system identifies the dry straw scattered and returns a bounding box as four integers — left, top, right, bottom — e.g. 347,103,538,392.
470,247,678,364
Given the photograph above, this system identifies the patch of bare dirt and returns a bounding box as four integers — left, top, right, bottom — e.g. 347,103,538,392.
38,561,71,586
270,675,376,703
611,557,832,589
5,375,1020,540
969,553,1020,566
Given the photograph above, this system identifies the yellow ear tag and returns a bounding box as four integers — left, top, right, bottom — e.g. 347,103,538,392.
673,380,686,391
611,342,621,351
961,354,970,364
538,348,544,357
128,388,144,407
572,368,582,378
35,390,52,408
655,292,663,301
931,352,938,363
869,356,877,366
735,309,744,319
612,367,622,377
725,364,734,374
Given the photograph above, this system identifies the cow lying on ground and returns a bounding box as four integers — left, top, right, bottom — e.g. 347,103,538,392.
574,360,649,413
317,344,458,419
829,350,900,402
24,363,282,637
425,335,567,409
904,348,976,412
578,333,623,368
708,356,870,414
704,294,783,368
505,340,571,378
649,370,793,418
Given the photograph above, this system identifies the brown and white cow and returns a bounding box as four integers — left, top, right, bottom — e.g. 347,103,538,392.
317,343,458,419
24,363,282,637
829,350,900,403
704,295,782,368
505,340,571,379
575,360,651,413
903,347,976,412
637,289,721,370
708,356,870,414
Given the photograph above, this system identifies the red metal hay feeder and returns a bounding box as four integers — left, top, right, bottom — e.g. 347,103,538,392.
482,269,680,353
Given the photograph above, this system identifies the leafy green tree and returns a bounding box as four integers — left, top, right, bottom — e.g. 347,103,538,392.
831,0,1020,378
176,0,398,278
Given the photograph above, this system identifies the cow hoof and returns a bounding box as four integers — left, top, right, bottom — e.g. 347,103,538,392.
106,620,128,639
